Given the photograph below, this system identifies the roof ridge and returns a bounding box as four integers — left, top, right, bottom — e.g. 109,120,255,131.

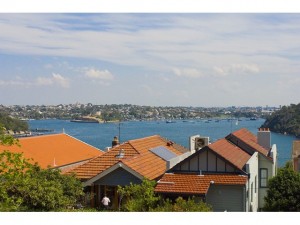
63,133,104,152
127,134,160,144
18,132,63,140
159,136,189,154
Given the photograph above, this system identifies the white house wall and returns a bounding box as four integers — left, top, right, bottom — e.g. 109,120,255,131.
245,152,259,212
258,154,274,209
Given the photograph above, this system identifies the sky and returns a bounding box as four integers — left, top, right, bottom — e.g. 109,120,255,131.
0,12,300,107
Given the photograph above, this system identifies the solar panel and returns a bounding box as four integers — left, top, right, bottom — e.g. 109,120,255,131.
150,146,177,161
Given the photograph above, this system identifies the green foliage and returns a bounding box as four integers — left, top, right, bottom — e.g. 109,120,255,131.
263,163,300,211
0,111,28,132
262,103,300,137
117,179,160,211
0,150,84,211
0,126,20,147
117,179,212,212
154,197,212,212
0,130,84,211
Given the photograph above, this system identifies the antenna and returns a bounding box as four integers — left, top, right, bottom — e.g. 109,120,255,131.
118,121,122,143
62,128,65,134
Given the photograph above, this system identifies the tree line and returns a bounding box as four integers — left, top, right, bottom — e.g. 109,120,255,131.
262,103,300,137
0,111,28,132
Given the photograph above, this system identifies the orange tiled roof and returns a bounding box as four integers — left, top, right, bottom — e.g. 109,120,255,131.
208,138,251,170
155,173,248,195
229,128,269,156
67,135,188,180
0,133,103,169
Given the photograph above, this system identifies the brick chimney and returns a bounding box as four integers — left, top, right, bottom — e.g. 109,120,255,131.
112,136,119,147
257,128,271,150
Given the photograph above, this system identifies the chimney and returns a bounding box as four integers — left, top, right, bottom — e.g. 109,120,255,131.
112,136,119,147
257,128,271,150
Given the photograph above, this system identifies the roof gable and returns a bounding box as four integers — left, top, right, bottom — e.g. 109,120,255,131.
208,138,251,171
227,128,269,156
169,142,248,174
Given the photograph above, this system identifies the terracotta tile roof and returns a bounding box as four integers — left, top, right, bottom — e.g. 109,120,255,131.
67,135,189,180
68,142,139,179
155,173,248,195
123,151,167,180
0,133,103,169
208,138,251,170
228,128,269,156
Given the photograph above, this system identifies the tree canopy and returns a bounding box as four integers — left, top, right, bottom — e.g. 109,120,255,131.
0,111,28,132
263,162,300,211
262,103,300,137
0,128,84,211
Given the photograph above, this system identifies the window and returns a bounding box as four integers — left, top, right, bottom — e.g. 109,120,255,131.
260,168,268,187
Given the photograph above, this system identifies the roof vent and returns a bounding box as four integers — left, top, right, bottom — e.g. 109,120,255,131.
116,149,125,159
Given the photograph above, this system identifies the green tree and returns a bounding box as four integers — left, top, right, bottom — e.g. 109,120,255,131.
154,197,212,212
0,128,84,211
0,111,28,132
263,162,300,211
262,103,300,137
0,126,19,146
118,179,160,212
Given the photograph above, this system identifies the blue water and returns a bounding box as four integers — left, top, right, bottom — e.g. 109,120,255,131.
28,118,298,167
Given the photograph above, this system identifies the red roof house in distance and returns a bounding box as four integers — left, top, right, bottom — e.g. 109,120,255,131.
0,133,103,171
155,128,277,212
66,135,192,209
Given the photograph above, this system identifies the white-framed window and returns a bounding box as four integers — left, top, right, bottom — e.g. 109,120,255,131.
260,168,268,188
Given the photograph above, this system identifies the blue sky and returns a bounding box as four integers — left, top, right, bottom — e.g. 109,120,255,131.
0,13,300,107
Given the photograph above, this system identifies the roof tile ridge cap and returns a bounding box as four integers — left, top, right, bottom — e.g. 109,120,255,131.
233,130,269,155
64,133,104,152
209,138,229,148
128,134,160,144
124,141,141,155
229,127,250,138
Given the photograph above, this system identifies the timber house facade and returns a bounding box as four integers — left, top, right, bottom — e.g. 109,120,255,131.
155,128,277,211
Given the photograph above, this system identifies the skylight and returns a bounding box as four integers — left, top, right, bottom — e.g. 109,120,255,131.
150,146,177,161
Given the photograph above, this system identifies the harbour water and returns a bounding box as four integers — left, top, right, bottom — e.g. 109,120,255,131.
28,118,298,167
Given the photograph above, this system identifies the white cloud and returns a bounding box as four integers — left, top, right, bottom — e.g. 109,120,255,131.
172,67,203,78
213,63,260,76
85,69,114,80
0,74,70,88
52,73,70,88
36,77,53,86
